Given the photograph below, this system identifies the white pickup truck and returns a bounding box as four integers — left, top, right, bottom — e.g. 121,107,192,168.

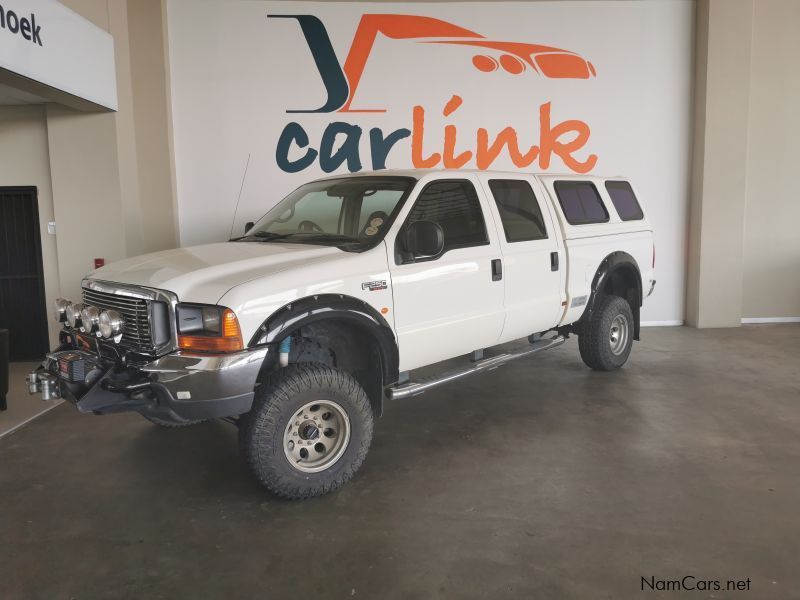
29,169,654,499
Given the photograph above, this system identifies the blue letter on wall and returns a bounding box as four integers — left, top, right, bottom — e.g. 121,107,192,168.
276,122,318,173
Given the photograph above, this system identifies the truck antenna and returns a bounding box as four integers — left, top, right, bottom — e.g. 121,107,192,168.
228,153,251,240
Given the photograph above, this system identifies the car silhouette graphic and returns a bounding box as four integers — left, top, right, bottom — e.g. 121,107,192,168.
344,14,596,87
432,38,597,78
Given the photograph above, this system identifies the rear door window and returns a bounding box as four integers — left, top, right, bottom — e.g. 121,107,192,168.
553,181,609,225
487,179,548,242
605,180,644,221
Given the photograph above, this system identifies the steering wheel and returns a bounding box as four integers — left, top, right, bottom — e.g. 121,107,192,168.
298,220,324,233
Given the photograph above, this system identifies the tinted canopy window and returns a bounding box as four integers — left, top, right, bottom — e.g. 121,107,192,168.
605,180,644,221
405,180,488,253
553,181,609,225
487,180,548,242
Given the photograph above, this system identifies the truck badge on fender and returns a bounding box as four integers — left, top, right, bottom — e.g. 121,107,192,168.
362,280,388,292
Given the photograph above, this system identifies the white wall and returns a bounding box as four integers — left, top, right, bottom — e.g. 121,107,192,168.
166,0,694,324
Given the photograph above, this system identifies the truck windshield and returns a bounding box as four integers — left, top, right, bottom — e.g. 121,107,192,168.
236,176,416,250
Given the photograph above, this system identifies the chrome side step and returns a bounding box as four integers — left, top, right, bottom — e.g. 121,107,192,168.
387,336,565,400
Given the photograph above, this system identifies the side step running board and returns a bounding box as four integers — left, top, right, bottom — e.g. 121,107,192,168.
387,336,565,400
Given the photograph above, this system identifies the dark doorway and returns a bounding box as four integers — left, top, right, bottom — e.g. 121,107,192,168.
0,187,49,360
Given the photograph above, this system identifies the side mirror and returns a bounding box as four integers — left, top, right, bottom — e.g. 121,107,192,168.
244,221,255,234
401,220,444,259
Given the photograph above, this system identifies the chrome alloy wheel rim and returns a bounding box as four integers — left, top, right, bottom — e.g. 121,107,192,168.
609,314,629,356
283,400,351,473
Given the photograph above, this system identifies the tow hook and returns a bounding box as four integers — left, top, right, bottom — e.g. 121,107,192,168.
26,371,62,401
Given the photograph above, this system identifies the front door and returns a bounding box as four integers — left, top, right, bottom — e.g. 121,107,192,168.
477,175,564,343
387,177,505,371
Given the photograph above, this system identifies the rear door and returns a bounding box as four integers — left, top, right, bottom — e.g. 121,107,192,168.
386,176,505,371
477,174,564,342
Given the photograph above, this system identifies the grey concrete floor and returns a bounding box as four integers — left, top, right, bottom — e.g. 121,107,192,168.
1,325,799,599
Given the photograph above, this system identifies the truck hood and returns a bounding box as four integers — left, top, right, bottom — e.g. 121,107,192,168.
86,242,344,303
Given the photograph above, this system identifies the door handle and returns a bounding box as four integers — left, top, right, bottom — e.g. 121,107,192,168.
491,258,503,281
550,251,559,272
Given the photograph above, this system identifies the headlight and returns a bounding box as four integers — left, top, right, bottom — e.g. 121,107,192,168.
177,304,222,334
81,306,101,334
98,310,125,339
54,298,70,322
176,303,243,353
66,303,84,328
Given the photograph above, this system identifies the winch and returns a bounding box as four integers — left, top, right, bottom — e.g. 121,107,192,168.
27,350,104,401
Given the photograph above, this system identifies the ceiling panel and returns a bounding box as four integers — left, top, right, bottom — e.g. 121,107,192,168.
0,83,48,106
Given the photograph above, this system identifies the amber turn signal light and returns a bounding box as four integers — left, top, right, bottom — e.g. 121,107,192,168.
178,308,244,353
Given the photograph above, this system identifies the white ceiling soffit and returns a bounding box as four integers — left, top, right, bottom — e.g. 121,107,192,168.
0,81,48,105
0,0,117,111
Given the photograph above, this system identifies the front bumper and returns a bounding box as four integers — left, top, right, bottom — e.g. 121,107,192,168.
31,344,271,422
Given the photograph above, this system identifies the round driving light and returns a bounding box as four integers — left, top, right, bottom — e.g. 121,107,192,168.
54,298,70,322
81,306,101,334
98,310,125,339
66,303,84,328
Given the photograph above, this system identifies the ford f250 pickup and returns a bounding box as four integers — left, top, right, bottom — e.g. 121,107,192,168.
28,170,655,499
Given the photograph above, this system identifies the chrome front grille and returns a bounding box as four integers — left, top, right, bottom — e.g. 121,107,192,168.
82,287,153,352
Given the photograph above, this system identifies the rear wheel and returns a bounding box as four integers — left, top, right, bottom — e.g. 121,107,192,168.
239,364,373,500
578,295,634,371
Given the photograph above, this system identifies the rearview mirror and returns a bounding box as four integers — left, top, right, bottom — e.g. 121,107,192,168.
401,220,444,259
244,221,254,234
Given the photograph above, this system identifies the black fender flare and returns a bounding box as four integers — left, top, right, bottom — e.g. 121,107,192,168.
584,251,643,340
249,293,400,388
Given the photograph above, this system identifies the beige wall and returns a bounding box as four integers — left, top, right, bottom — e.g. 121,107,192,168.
61,0,110,29
0,0,179,324
60,0,178,257
742,0,800,319
125,0,180,253
109,0,146,257
45,105,129,301
0,106,61,347
686,0,753,328
687,0,800,326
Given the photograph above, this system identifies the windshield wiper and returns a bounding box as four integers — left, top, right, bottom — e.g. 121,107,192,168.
230,231,295,242
232,231,360,246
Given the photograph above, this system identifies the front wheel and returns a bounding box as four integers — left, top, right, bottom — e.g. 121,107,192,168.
238,364,373,500
578,295,634,371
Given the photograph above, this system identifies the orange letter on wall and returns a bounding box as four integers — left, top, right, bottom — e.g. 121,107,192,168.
442,96,472,168
476,127,538,170
412,105,441,168
538,102,597,173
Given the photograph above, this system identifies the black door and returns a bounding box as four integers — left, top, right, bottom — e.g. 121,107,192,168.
0,187,49,361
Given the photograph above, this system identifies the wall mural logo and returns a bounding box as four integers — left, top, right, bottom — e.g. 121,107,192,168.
271,14,598,174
